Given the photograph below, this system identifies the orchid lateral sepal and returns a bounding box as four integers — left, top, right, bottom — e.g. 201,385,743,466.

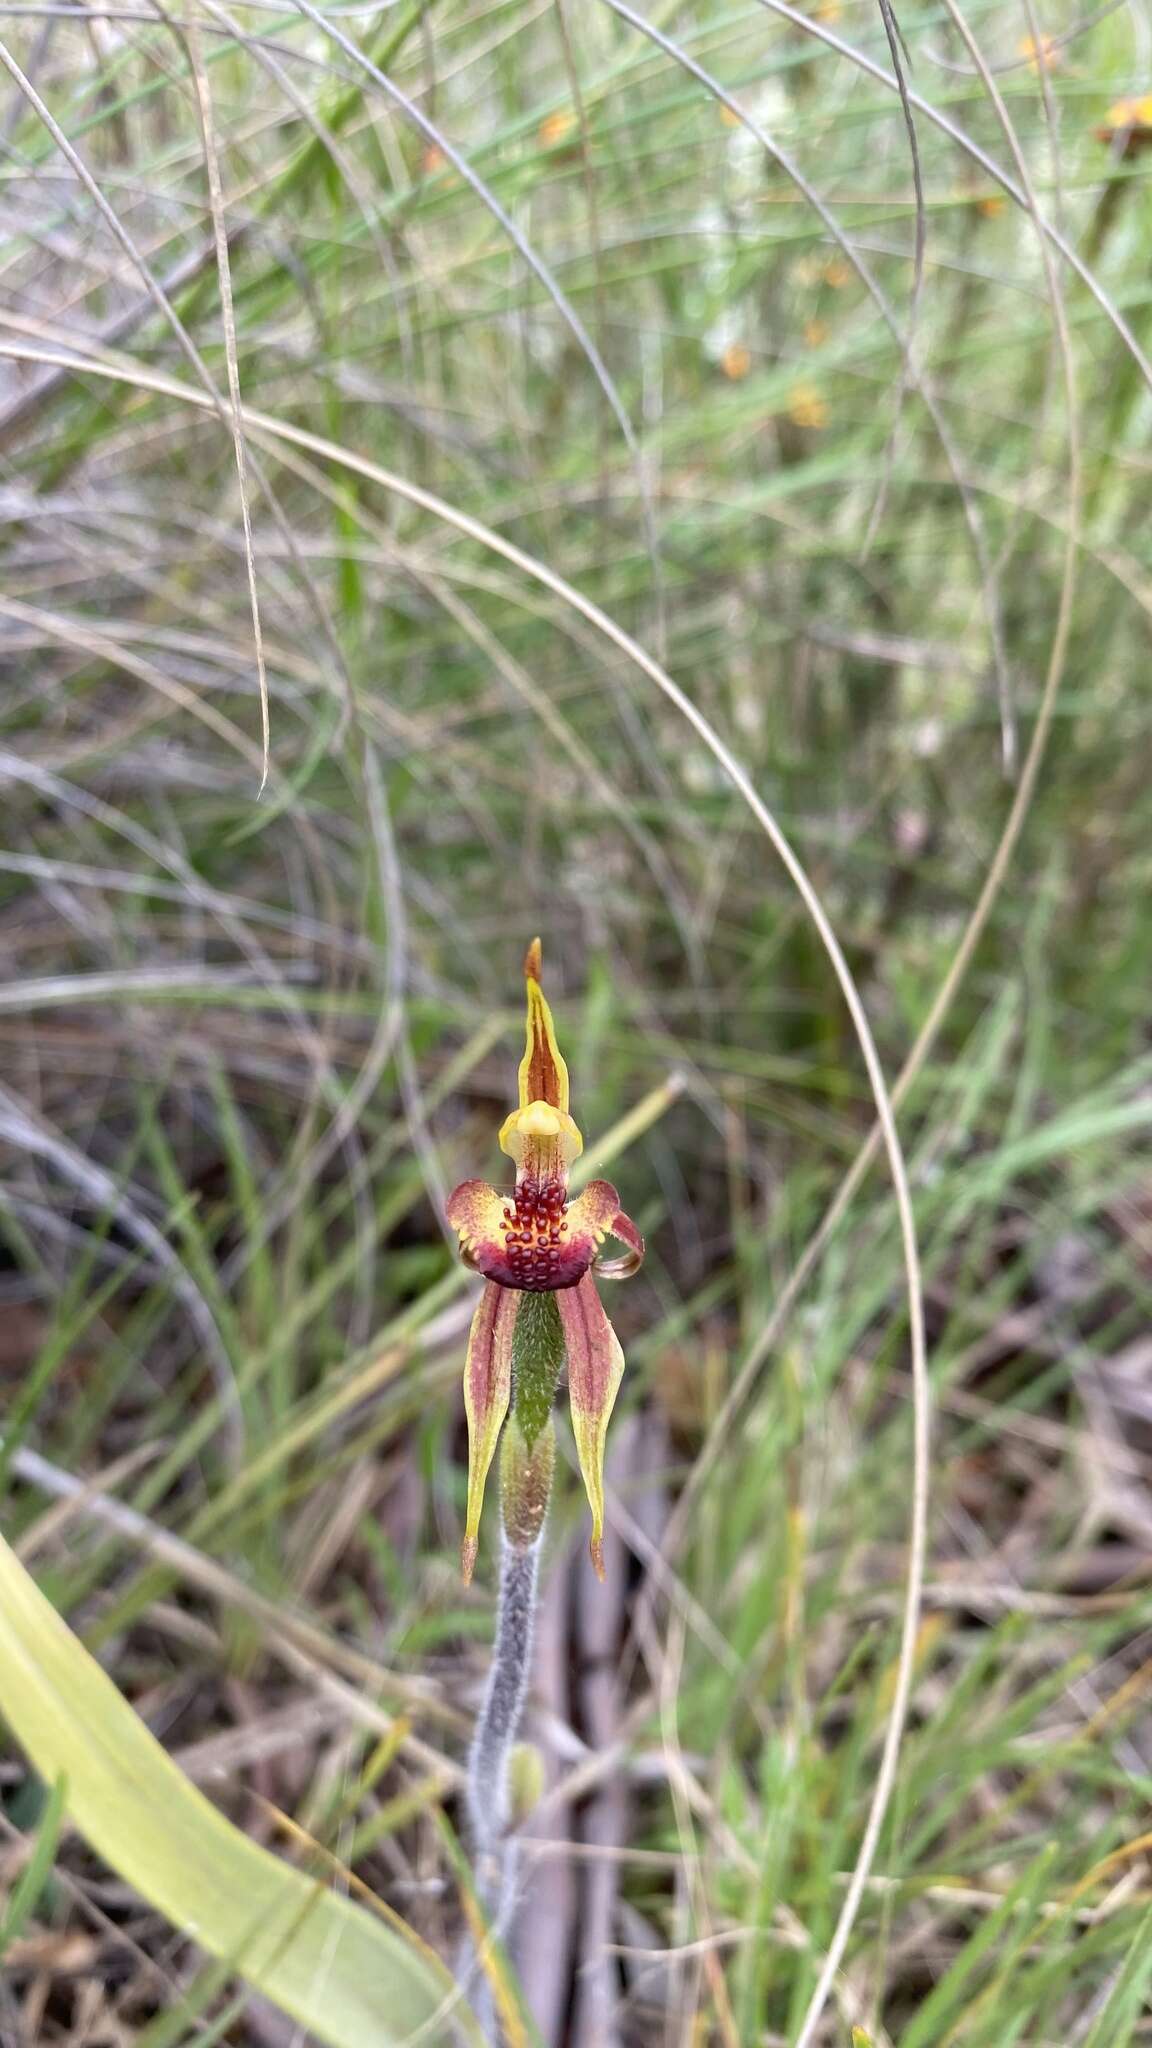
557,1273,625,1581
460,1280,518,1584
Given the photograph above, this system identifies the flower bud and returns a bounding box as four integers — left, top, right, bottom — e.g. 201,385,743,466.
506,1742,546,1826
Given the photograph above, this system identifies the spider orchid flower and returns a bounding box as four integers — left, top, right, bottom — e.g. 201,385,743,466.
447,940,643,1582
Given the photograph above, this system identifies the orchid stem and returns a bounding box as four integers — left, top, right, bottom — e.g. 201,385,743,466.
464,1530,542,2041
468,1533,540,1860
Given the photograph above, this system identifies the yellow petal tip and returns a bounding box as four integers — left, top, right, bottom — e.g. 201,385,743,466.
590,1533,606,1582
524,936,542,982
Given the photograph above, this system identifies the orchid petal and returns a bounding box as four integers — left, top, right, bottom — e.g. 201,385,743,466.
557,1273,625,1580
446,1179,509,1272
460,1281,519,1582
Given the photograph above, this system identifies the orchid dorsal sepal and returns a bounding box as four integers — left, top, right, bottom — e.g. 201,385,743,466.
519,937,569,1109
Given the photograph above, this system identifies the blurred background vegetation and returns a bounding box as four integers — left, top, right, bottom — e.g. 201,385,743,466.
2,0,1152,2040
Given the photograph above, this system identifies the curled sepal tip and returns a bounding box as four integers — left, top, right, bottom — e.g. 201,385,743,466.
461,1281,519,1582
557,1272,625,1581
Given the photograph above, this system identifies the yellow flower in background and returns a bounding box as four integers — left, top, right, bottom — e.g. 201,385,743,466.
1105,93,1152,128
1018,33,1059,72
787,383,828,430
447,942,644,1582
1098,96,1152,152
804,317,828,349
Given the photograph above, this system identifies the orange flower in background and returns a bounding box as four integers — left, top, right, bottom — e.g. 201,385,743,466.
539,108,576,149
447,942,643,1582
721,341,752,380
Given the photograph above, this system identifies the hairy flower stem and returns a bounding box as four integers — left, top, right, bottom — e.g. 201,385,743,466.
467,1531,540,1892
464,1531,541,2043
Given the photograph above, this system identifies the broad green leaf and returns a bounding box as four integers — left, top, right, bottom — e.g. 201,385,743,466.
0,1531,472,2046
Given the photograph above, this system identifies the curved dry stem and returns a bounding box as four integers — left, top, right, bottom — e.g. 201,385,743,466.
0,1083,245,1465
601,0,1012,796
285,0,667,649
792,0,1083,2031
751,0,1152,393
183,16,270,788
0,32,251,672
211,740,408,1321
635,0,1092,1577
861,0,937,680
192,0,418,383
921,0,1127,76
0,591,266,777
0,748,368,1279
0,26,358,762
